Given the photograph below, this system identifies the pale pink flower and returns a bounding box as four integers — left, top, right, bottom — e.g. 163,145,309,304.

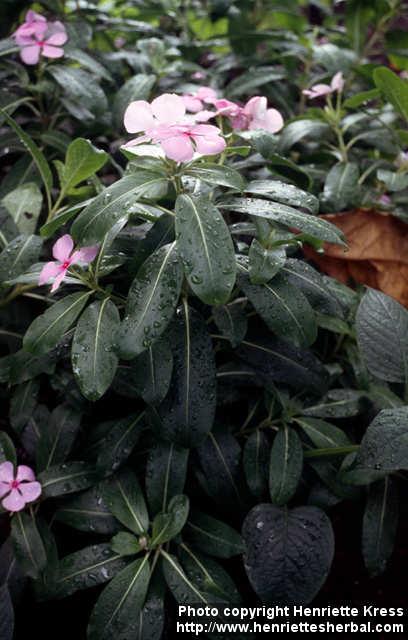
213,96,284,133
123,93,226,162
14,13,68,65
192,71,206,80
395,151,408,168
182,86,218,113
39,234,99,293
303,71,344,99
0,462,41,512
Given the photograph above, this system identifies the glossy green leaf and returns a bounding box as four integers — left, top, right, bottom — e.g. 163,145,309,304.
9,379,39,434
245,179,319,214
0,234,42,284
101,468,149,535
58,138,108,193
295,416,351,449
175,194,236,305
96,412,145,473
374,66,408,122
88,554,150,640
24,291,92,356
185,511,244,558
55,485,119,535
155,304,216,447
72,298,119,401
118,242,182,359
55,544,128,598
179,544,241,603
221,198,345,245
269,425,303,505
213,301,248,347
322,162,360,210
185,163,246,191
36,404,81,471
282,259,343,317
161,551,207,604
146,440,189,514
248,239,286,285
11,512,46,579
362,477,398,576
151,495,189,546
110,532,142,557
2,183,42,234
39,461,97,498
243,429,270,498
71,173,168,245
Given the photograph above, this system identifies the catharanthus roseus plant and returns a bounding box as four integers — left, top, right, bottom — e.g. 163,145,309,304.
1,1,408,639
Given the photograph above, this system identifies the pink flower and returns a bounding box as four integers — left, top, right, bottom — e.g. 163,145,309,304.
123,93,226,162
39,234,99,293
192,71,206,80
13,12,68,65
182,86,218,113
303,71,344,99
0,462,41,512
213,96,284,133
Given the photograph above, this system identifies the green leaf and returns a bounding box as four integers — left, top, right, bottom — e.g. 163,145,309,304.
116,338,173,405
179,544,241,603
59,138,108,193
185,511,244,558
236,334,328,393
40,198,95,238
151,495,190,546
213,301,248,347
196,429,243,508
11,513,47,579
36,404,81,472
343,88,381,108
243,429,270,499
23,291,92,356
322,162,360,210
56,544,128,598
47,66,108,122
87,555,150,640
242,504,334,604
161,550,207,604
185,163,246,191
175,194,236,305
55,485,119,535
155,304,216,447
302,390,366,418
146,440,189,514
0,433,16,466
269,425,303,506
248,240,286,285
282,259,343,317
0,234,42,284
362,477,398,576
101,469,149,535
345,408,408,483
0,110,53,209
377,169,408,192
113,74,156,130
374,66,408,122
72,298,119,401
356,288,408,383
2,183,42,234
239,268,317,348
295,416,351,449
96,413,145,474
111,532,142,557
118,242,183,360
279,120,331,151
39,461,98,498
71,173,168,245
221,198,345,245
9,379,39,434
245,179,319,214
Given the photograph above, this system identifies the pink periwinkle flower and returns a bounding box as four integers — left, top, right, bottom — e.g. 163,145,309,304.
123,93,226,162
192,71,206,81
182,86,218,113
13,11,68,65
213,96,284,133
302,71,344,99
396,151,408,168
39,234,99,293
0,461,41,512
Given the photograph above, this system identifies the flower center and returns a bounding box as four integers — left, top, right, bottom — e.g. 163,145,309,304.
37,40,45,46
62,260,71,270
10,480,20,489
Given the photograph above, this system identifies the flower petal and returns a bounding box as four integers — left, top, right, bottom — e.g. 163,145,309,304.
249,108,284,133
331,71,344,92
151,94,185,123
160,135,194,162
70,245,99,265
42,45,64,59
0,482,10,498
0,461,14,483
53,234,73,261
124,101,154,134
16,465,35,482
50,270,68,293
20,44,41,65
2,489,26,512
19,482,42,503
193,133,226,156
39,261,61,286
